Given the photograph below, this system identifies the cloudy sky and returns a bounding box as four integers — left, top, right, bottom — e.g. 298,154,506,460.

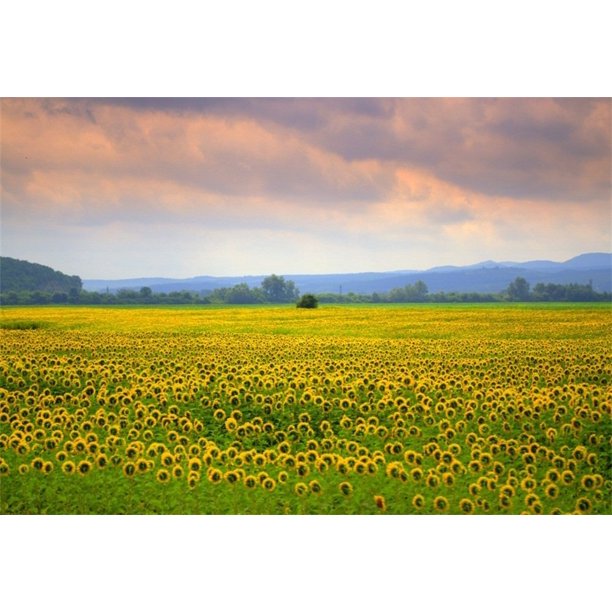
1,97,610,279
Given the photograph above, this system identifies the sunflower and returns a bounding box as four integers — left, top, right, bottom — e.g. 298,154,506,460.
468,460,482,473
441,451,453,465
77,460,92,475
309,480,322,494
354,461,367,475
448,442,461,456
125,446,138,460
257,471,269,484
278,471,289,484
18,464,30,475
492,461,505,476
278,441,291,454
207,467,222,484
552,456,565,469
433,496,449,513
337,460,350,475
294,482,308,496
412,494,425,510
172,465,184,479
374,495,386,511
450,460,465,475
459,498,474,514
137,459,150,473
410,467,423,482
404,449,417,464
441,473,454,486
213,408,226,421
572,446,587,461
544,483,559,499
253,453,266,467
262,477,276,491
498,495,512,510
123,462,136,477
31,457,44,471
426,473,440,488
339,481,353,496
161,451,174,467
386,462,403,479
224,417,238,432
316,459,329,474
224,470,239,484
156,468,170,483
520,477,536,492
580,475,596,490
188,457,201,472
546,468,560,483
62,460,76,474
16,443,30,456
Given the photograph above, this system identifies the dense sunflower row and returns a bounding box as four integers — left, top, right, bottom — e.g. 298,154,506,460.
1,305,610,514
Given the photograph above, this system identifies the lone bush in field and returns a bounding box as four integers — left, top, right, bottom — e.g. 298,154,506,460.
297,294,318,308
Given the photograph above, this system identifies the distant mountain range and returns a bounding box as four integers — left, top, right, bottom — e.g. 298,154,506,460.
83,252,612,295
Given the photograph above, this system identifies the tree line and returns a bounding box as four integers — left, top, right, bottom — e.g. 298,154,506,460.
319,277,610,303
1,275,609,305
0,274,300,305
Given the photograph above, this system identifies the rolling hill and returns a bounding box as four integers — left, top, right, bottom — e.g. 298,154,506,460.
0,257,82,294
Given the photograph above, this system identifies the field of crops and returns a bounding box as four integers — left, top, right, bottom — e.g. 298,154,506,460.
1,304,610,514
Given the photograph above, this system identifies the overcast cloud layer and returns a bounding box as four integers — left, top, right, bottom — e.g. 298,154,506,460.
1,97,610,278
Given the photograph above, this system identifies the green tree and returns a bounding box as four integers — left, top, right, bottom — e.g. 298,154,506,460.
387,281,429,302
261,274,299,303
506,277,530,301
297,294,318,308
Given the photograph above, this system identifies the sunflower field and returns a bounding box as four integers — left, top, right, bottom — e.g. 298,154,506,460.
1,304,610,514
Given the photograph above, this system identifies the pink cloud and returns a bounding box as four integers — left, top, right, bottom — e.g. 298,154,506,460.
1,97,609,277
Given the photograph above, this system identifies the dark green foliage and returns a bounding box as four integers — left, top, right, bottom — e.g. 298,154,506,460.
0,320,51,330
208,283,264,304
506,276,531,301
386,280,429,302
297,294,318,308
531,281,604,302
261,274,299,303
0,257,82,293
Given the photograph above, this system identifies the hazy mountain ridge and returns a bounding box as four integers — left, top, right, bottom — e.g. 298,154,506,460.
82,253,612,294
